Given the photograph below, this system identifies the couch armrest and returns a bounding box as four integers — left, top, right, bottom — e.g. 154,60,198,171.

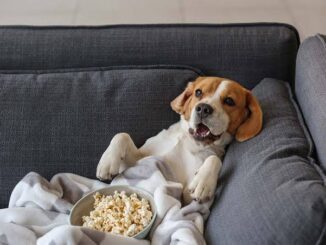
295,34,326,170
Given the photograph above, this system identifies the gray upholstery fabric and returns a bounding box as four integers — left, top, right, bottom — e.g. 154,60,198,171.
0,66,200,208
0,24,299,89
205,79,326,245
295,34,326,171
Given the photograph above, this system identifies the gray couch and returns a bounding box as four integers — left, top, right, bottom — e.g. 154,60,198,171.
0,23,325,244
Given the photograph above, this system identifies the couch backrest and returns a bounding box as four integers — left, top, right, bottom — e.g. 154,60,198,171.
0,23,299,89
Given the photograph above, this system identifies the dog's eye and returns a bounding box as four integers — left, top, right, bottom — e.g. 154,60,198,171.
224,97,235,106
195,89,202,97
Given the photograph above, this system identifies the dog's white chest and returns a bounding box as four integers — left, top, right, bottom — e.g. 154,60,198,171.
140,122,220,184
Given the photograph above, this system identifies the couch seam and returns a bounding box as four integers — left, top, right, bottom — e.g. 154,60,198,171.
0,64,204,76
286,83,314,156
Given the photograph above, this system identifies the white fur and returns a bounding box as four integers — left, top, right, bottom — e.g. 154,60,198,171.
96,81,234,203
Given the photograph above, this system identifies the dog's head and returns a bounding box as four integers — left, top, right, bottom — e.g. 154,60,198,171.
171,76,263,143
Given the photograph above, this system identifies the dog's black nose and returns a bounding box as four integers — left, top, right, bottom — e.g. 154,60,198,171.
195,103,213,118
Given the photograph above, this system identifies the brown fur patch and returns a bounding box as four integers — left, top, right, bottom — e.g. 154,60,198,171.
218,81,249,135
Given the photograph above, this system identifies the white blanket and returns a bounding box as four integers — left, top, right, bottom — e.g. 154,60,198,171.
0,157,214,245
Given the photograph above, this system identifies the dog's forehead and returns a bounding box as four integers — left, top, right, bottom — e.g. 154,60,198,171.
216,80,246,97
193,77,223,93
215,80,232,96
195,78,243,97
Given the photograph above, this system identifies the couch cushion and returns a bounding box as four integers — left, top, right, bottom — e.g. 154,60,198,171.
0,65,201,208
205,79,326,245
295,34,326,171
0,24,299,89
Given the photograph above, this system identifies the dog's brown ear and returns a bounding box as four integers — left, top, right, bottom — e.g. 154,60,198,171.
235,91,263,142
171,82,194,115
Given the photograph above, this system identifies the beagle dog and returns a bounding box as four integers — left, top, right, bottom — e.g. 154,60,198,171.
96,76,263,204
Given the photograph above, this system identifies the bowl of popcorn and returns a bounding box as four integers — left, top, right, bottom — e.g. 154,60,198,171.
69,185,157,239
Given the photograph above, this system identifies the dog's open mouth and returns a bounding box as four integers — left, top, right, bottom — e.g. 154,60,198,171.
189,123,223,141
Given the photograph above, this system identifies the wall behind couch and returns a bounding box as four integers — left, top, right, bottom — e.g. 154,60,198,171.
0,0,325,40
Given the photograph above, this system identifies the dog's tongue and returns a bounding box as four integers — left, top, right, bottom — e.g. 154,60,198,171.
196,123,210,137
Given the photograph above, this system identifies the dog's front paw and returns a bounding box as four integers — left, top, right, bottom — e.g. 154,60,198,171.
188,156,221,203
188,172,217,203
96,152,123,181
